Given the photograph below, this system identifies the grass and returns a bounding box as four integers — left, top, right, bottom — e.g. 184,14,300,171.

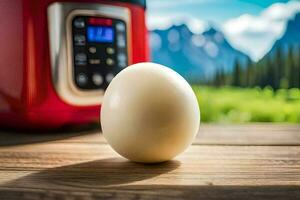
192,86,300,123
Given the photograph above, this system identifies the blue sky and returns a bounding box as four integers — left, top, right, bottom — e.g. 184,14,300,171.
147,0,289,24
147,0,300,61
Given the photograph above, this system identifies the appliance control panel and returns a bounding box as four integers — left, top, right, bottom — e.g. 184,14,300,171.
71,16,128,90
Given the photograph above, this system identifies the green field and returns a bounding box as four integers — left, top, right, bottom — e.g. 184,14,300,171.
193,86,300,123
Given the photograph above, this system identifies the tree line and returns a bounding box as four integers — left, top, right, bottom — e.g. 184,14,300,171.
209,45,300,89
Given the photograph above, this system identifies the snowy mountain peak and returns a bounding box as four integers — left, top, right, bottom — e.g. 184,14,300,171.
150,25,250,82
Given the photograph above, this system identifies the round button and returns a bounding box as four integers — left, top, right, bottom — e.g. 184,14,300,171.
76,73,88,86
92,73,104,86
106,58,114,66
106,47,115,55
106,73,115,83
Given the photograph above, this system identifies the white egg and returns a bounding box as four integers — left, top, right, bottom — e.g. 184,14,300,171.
100,62,200,163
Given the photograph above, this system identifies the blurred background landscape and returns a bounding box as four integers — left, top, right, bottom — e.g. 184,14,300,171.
147,0,300,123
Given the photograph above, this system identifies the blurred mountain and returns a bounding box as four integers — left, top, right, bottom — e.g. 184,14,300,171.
150,24,250,82
265,13,300,57
233,12,300,90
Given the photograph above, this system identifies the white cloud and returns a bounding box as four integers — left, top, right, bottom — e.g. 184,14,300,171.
147,14,208,34
147,15,173,30
186,18,209,34
222,0,300,61
146,0,219,33
262,1,300,21
147,0,218,10
147,0,300,61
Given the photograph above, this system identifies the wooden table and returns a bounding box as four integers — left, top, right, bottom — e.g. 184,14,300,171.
0,124,300,200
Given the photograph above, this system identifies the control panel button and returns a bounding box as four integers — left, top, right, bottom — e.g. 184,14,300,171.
76,73,88,86
92,73,104,86
106,47,115,55
117,35,126,48
117,53,126,63
89,59,101,65
72,16,128,90
88,46,97,54
119,62,127,68
73,18,85,28
116,22,125,32
75,53,87,65
106,73,115,83
74,35,86,46
106,58,114,66
117,53,127,68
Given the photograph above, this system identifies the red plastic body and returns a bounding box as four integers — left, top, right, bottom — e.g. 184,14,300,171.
0,0,149,129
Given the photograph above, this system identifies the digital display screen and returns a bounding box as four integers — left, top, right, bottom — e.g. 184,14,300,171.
87,26,114,43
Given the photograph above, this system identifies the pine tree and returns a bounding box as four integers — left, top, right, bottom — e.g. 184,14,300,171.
248,61,256,87
294,46,300,88
232,60,241,87
287,46,296,88
266,56,275,88
219,69,226,86
254,62,263,88
244,58,252,87
214,70,220,87
274,47,283,89
260,58,271,88
298,46,300,88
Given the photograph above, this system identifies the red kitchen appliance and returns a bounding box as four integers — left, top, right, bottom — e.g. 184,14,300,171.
0,0,149,129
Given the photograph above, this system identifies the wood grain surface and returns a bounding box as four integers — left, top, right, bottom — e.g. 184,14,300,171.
0,124,300,200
